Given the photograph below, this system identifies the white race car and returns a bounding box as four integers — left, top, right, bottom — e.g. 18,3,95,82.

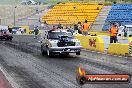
41,30,82,56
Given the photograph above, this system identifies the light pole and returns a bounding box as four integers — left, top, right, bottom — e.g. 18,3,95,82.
14,6,17,26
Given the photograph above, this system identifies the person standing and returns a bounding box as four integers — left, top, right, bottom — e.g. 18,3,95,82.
8,26,12,33
67,26,74,35
74,23,78,34
41,21,49,39
35,6,39,14
34,26,39,39
123,26,128,37
41,21,49,30
77,21,82,34
82,20,90,36
57,24,63,29
20,28,24,34
109,23,118,43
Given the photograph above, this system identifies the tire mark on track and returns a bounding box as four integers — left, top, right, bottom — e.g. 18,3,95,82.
3,41,132,75
0,55,46,88
1,41,132,88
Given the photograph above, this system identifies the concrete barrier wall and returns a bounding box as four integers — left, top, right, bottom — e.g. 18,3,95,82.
128,37,132,43
74,35,104,52
90,32,110,36
75,35,131,56
108,43,131,56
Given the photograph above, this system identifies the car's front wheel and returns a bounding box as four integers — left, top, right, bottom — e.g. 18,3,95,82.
41,45,47,55
76,52,80,55
10,38,12,40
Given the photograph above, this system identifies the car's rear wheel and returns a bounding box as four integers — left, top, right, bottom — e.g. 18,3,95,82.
6,38,9,40
9,38,12,40
8,38,12,41
10,37,13,40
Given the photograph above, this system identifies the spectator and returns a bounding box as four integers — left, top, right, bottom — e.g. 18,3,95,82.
41,21,49,41
57,24,63,29
74,23,79,34
12,28,16,34
73,22,82,34
8,26,12,33
67,26,74,34
34,26,39,39
20,28,24,34
77,22,82,34
41,21,49,30
24,29,26,33
109,23,118,43
82,20,90,36
123,26,128,37
35,7,39,13
52,25,56,31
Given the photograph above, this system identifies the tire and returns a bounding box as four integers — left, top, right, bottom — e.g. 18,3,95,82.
6,38,9,40
76,52,80,55
10,38,12,40
8,37,12,41
129,35,132,37
41,45,46,55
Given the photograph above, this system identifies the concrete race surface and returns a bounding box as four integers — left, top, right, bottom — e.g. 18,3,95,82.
0,35,132,88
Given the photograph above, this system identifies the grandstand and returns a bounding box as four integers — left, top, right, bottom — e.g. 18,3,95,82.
42,2,103,26
103,4,132,31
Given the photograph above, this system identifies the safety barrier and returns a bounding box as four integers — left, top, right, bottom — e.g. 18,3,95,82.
108,43,131,56
128,37,132,43
90,32,110,36
74,35,104,52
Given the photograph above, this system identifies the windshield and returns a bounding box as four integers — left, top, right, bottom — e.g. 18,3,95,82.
48,32,73,39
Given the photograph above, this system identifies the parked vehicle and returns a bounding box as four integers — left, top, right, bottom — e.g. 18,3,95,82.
118,25,132,37
0,31,13,40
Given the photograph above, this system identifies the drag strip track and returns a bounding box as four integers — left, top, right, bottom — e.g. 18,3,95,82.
0,35,132,88
3,41,132,75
